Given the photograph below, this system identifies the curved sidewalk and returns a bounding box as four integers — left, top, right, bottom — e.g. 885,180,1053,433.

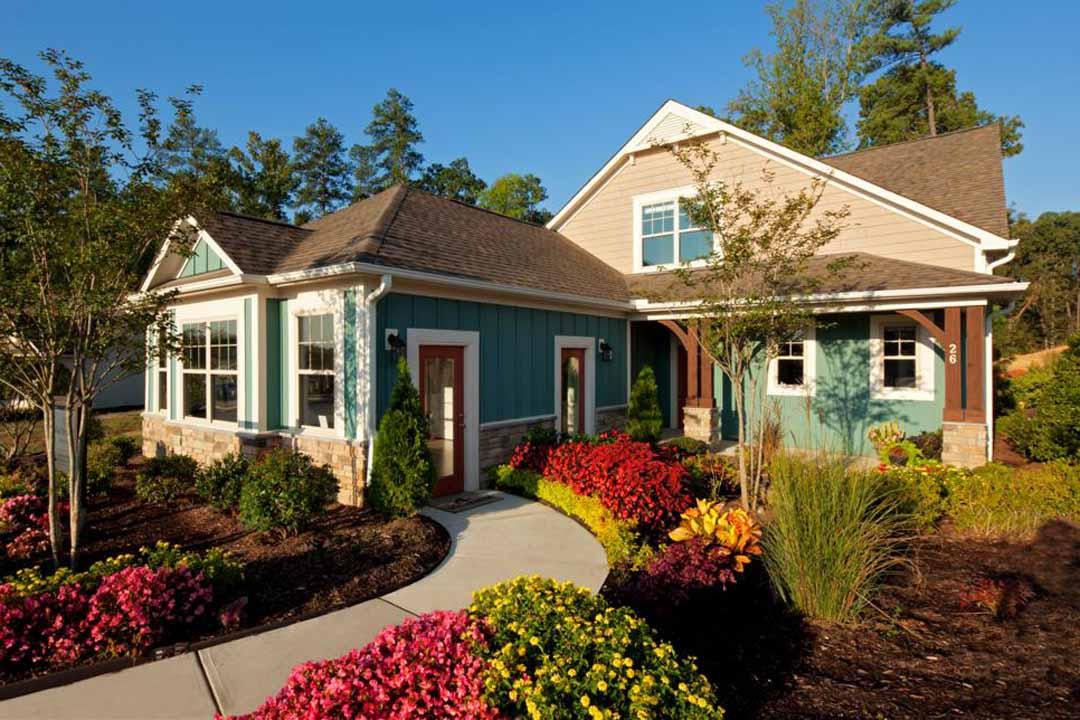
0,492,608,720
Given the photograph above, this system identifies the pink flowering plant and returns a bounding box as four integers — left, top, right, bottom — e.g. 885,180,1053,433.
229,610,500,720
0,495,69,560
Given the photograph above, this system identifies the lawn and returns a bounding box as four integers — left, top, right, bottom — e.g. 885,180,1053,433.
0,407,142,458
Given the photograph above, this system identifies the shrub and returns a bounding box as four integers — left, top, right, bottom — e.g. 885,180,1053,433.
664,436,709,458
874,461,964,531
470,577,722,719
764,453,911,623
231,610,498,720
86,442,123,496
493,465,652,568
909,429,943,461
682,452,738,499
368,358,436,517
0,470,33,499
136,454,198,503
238,449,336,535
195,453,249,511
669,502,762,573
944,462,1080,537
631,539,743,609
627,365,663,443
999,337,1080,461
106,435,139,464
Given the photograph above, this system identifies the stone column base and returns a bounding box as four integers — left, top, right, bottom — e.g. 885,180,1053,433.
941,421,988,468
682,406,720,444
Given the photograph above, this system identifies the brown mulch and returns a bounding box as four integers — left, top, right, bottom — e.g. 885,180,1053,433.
3,467,450,628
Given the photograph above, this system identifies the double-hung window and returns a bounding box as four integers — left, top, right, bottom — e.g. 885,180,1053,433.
776,337,805,387
639,196,714,269
157,330,168,414
882,326,917,389
870,316,934,401
768,326,816,396
181,320,238,423
297,314,335,429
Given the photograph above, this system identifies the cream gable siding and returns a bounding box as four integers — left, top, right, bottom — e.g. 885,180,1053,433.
558,136,978,275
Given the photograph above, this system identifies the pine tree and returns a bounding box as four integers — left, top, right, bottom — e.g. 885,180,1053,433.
230,131,299,220
417,157,487,204
292,117,353,220
368,358,436,517
350,89,424,199
626,365,664,444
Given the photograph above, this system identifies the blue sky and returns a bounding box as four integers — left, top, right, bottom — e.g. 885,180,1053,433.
5,0,1077,221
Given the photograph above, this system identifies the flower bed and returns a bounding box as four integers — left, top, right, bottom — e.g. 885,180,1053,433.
229,577,723,720
0,495,69,561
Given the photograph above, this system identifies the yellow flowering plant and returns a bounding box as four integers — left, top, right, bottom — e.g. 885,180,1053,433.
469,576,723,719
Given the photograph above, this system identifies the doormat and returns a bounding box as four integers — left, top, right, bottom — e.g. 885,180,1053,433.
429,491,502,513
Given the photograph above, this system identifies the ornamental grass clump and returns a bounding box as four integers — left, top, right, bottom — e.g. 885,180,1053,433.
229,610,498,720
763,452,911,623
470,576,723,719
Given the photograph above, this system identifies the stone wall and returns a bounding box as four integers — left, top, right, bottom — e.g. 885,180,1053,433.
941,421,988,468
478,417,555,479
596,406,628,433
141,414,366,506
682,406,720,443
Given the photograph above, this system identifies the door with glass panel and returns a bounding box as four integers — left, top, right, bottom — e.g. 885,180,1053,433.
560,348,586,435
419,345,464,496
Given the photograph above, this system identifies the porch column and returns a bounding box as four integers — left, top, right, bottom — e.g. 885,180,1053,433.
659,319,719,443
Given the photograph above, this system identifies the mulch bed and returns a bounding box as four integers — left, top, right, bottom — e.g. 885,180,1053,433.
1,464,450,630
615,520,1079,720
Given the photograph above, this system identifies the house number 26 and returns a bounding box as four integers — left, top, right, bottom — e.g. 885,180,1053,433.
948,343,958,365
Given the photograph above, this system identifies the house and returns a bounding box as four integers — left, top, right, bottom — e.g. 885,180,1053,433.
139,101,1027,504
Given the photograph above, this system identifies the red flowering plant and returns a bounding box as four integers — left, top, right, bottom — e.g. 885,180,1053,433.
0,494,69,560
227,610,499,720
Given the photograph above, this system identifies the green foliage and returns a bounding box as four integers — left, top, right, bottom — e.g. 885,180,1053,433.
238,449,336,535
195,452,249,511
523,424,559,447
764,453,910,622
469,577,722,719
416,157,486,204
86,442,123,496
1004,212,1080,351
292,117,353,219
945,462,1080,537
350,89,425,199
139,540,244,591
626,365,663,444
875,461,963,530
229,131,298,221
477,173,552,224
135,454,198,503
368,358,436,518
682,453,738,500
0,470,34,499
999,338,1080,461
105,435,139,464
665,436,708,456
493,465,652,569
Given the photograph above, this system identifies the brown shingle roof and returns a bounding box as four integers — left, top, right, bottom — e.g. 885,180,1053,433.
820,125,1009,237
197,186,630,303
626,252,1019,302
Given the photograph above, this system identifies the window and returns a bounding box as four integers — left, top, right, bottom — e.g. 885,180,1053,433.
638,194,715,269
181,320,238,423
298,314,335,429
157,330,168,413
882,325,917,389
768,326,816,396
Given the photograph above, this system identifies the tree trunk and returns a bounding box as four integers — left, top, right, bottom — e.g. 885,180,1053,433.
65,389,86,570
732,376,750,510
40,398,61,568
921,56,937,136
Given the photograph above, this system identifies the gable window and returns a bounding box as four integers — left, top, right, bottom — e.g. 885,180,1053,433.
298,314,335,429
635,190,715,271
768,326,816,396
870,316,935,401
181,320,238,423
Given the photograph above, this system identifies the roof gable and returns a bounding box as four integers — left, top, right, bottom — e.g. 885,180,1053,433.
178,238,225,277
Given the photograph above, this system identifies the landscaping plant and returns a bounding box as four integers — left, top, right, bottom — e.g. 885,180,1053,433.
874,461,960,531
238,449,336,535
945,461,1080,537
368,358,436,517
86,442,123,497
763,452,911,623
1,494,68,560
105,435,139,465
135,454,198,503
195,452,250,512
669,502,762,574
998,335,1080,461
627,365,663,443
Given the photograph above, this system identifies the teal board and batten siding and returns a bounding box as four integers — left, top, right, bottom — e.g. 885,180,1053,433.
178,239,225,278
630,322,674,428
375,293,628,424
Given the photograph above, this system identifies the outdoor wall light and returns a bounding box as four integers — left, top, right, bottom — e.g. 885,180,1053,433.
598,339,614,362
385,329,406,357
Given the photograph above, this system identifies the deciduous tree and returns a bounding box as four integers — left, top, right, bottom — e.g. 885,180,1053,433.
417,157,487,204
478,173,552,224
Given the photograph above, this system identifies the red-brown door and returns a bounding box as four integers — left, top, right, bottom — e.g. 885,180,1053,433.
676,345,688,429
560,347,586,435
419,345,465,496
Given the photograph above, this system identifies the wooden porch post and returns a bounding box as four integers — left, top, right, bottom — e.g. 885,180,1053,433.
697,322,714,408
963,306,985,422
943,307,964,422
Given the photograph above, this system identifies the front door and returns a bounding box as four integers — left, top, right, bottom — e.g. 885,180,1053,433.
419,345,465,496
560,347,586,435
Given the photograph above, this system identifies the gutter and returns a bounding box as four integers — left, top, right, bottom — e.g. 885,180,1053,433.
363,274,393,491
986,239,1020,272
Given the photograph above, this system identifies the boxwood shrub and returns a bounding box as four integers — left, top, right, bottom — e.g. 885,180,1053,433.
135,454,198,503
195,452,249,512
238,449,336,535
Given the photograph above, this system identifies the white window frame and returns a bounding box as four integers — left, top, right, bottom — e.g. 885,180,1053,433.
869,315,936,401
554,336,597,435
768,325,817,397
156,330,169,415
296,312,337,431
179,317,239,426
632,186,718,273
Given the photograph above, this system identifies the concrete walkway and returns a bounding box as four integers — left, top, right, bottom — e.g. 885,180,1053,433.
0,492,607,720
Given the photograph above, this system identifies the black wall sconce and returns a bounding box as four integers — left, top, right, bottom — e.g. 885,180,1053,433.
385,329,406,358
598,339,614,362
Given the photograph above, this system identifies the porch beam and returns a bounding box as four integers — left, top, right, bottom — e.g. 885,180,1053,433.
896,309,946,345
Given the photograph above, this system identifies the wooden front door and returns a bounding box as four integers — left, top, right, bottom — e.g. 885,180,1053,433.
419,345,465,496
560,347,586,435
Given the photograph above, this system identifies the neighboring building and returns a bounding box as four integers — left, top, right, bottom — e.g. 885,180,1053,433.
139,101,1027,504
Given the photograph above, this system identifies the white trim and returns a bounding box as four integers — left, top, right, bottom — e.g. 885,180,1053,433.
554,335,597,435
631,186,717,274
985,313,994,462
597,403,628,412
406,328,481,493
869,315,935,402
548,100,1013,252
140,216,245,292
767,324,817,397
177,315,241,428
479,414,556,431
287,297,346,437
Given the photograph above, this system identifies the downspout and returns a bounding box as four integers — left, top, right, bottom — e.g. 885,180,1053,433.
363,274,393,491
986,239,1019,273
